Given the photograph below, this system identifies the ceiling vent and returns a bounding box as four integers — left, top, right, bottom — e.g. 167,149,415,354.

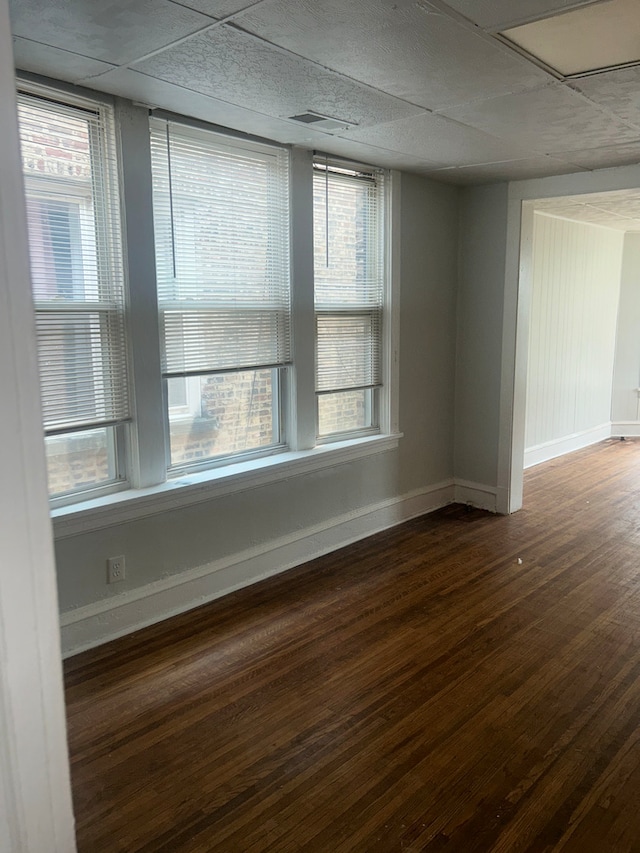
288,111,356,132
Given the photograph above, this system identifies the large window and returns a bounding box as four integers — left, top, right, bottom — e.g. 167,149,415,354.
150,119,290,471
17,85,129,500
17,81,395,510
313,159,385,440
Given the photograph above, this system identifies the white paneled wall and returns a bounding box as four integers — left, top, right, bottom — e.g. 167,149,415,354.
525,213,624,466
611,233,640,433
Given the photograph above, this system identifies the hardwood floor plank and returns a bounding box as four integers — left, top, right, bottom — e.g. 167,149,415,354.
65,439,640,851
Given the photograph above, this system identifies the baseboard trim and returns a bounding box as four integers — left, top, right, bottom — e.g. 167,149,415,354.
454,480,498,513
524,423,611,469
60,480,455,657
611,422,640,438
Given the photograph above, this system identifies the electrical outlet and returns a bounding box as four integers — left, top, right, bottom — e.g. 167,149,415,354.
107,555,126,584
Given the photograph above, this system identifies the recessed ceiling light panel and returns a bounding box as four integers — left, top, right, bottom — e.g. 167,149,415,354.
501,0,640,77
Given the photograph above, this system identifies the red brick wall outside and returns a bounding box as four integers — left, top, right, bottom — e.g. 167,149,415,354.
169,371,276,466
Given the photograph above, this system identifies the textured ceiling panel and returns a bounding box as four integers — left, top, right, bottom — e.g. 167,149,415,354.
536,189,640,208
238,0,550,111
12,38,117,83
594,199,640,218
171,0,266,17
535,205,640,230
78,67,340,146
342,112,535,166
313,137,441,173
574,67,640,130
541,205,628,222
8,0,215,65
442,84,640,154
555,141,640,170
533,190,640,231
424,155,583,184
440,0,604,30
132,26,423,127
80,67,440,172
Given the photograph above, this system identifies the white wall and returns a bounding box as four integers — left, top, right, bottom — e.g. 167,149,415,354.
55,172,461,655
611,232,640,434
0,2,76,846
524,213,623,466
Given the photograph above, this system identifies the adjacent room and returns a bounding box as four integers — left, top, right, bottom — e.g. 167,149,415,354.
4,0,640,851
522,191,640,474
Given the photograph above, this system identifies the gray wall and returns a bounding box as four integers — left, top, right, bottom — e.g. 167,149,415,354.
455,182,509,489
612,232,640,425
55,172,459,613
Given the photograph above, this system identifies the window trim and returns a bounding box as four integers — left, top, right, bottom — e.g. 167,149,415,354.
312,157,393,442
17,78,131,501
17,76,401,518
51,431,402,537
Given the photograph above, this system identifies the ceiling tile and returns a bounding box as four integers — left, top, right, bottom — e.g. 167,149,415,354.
594,199,640,218
533,190,640,231
442,83,640,154
314,137,441,173
424,155,583,184
77,66,339,145
555,141,640,170
8,0,215,66
341,112,535,166
535,204,640,230
573,66,640,130
77,66,442,173
131,25,423,128
502,0,640,77
440,0,603,30
12,38,117,82
237,0,550,111
172,0,264,16
537,189,640,207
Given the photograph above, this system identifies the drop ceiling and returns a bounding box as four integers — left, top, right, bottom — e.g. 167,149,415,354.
9,0,640,185
534,189,640,230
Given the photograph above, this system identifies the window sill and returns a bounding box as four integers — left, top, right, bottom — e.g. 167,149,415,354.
51,432,402,538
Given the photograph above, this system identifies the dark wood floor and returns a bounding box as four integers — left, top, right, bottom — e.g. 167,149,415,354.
65,439,640,852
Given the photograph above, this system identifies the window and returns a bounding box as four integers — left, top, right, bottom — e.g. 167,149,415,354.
17,80,396,514
150,119,290,471
17,85,129,500
313,159,385,440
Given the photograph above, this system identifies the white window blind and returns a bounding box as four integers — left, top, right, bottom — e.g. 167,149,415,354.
17,89,129,435
149,119,291,379
313,160,385,394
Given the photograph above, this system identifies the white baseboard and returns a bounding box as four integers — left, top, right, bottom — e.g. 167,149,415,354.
611,422,640,438
524,423,611,469
454,480,498,513
60,480,455,657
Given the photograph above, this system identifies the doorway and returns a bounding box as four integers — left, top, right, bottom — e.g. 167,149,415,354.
503,185,640,512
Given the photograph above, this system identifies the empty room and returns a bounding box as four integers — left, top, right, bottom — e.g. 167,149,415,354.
4,0,640,851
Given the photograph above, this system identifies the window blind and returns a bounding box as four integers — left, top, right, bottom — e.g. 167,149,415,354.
313,161,385,394
150,119,291,378
17,90,129,435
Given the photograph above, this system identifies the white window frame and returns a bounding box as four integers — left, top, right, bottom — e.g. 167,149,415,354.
149,117,292,474
312,158,387,443
17,80,131,508
14,80,401,531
